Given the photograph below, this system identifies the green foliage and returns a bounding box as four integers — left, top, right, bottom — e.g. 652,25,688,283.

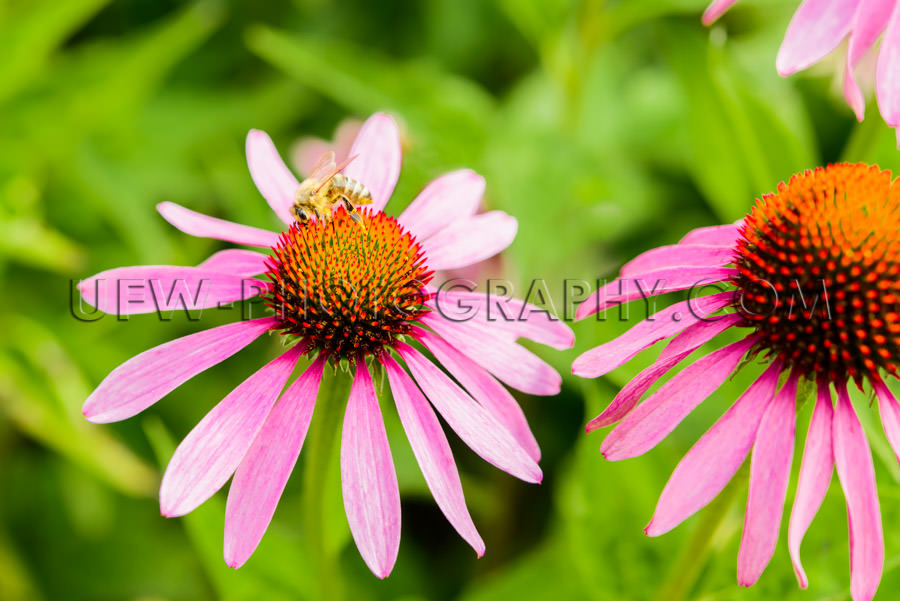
3,1,900,600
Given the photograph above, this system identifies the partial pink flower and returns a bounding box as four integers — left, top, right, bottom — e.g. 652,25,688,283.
704,0,900,145
573,163,899,601
80,113,572,577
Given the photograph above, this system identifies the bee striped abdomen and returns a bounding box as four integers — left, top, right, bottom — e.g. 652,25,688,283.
332,174,373,204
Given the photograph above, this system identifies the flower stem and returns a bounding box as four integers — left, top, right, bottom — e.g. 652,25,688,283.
302,368,350,601
653,461,749,601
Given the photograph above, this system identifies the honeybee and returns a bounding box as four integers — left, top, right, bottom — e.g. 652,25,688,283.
292,151,373,227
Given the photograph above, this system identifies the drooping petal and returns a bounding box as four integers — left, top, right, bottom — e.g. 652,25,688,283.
834,383,884,601
428,288,574,350
646,361,782,536
737,372,799,587
341,361,401,578
398,170,485,240
572,291,734,378
422,313,561,396
601,336,755,460
397,343,542,483
620,244,736,277
702,0,740,25
78,266,265,315
420,212,517,271
159,347,301,517
843,0,895,120
776,0,860,76
586,314,742,431
787,380,834,589
678,223,741,247
575,266,736,320
382,355,484,555
342,113,402,212
223,355,326,568
246,129,300,225
874,378,900,465
197,249,269,277
156,202,280,248
83,317,276,423
417,329,541,461
876,1,900,128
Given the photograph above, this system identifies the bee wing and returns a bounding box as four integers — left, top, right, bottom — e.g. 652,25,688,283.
313,154,360,193
307,151,338,181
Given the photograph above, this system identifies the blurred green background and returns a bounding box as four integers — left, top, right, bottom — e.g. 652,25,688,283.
3,0,900,600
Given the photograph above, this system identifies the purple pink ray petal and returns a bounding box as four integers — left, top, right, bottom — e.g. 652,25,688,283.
843,0,895,120
397,342,542,483
600,336,755,460
586,314,743,431
834,383,884,601
82,317,277,423
678,223,741,247
646,361,782,536
197,249,270,277
398,169,485,240
342,113,402,212
78,266,265,315
421,313,561,396
416,329,541,461
877,1,900,128
737,371,799,587
702,0,739,25
787,379,834,589
382,355,485,555
224,355,326,568
156,201,280,248
572,291,734,378
874,379,900,465
246,129,299,225
341,361,401,579
420,211,518,271
620,244,736,277
575,266,737,320
775,0,859,76
160,346,302,517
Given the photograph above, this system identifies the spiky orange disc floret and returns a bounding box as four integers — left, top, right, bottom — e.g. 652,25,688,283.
734,163,900,385
263,209,433,364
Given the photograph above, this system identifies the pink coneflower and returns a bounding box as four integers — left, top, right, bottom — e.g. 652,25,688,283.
79,113,572,577
573,163,899,601
704,0,900,144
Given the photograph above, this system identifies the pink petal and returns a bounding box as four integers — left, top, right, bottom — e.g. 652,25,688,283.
572,291,734,378
78,266,265,315
197,249,269,277
834,382,884,601
341,361,401,578
600,336,755,460
788,380,834,589
83,317,276,423
678,223,741,246
156,202,279,248
223,355,326,568
159,346,301,517
737,372,799,586
776,0,860,76
646,361,782,536
876,1,900,128
428,288,574,350
421,212,517,271
875,378,900,465
398,170,485,240
342,113,402,212
422,313,561,396
702,0,740,25
843,0,895,120
397,342,542,483
291,137,332,177
575,266,736,320
246,129,300,225
382,355,485,555
586,314,742,431
417,329,541,461
620,244,735,277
